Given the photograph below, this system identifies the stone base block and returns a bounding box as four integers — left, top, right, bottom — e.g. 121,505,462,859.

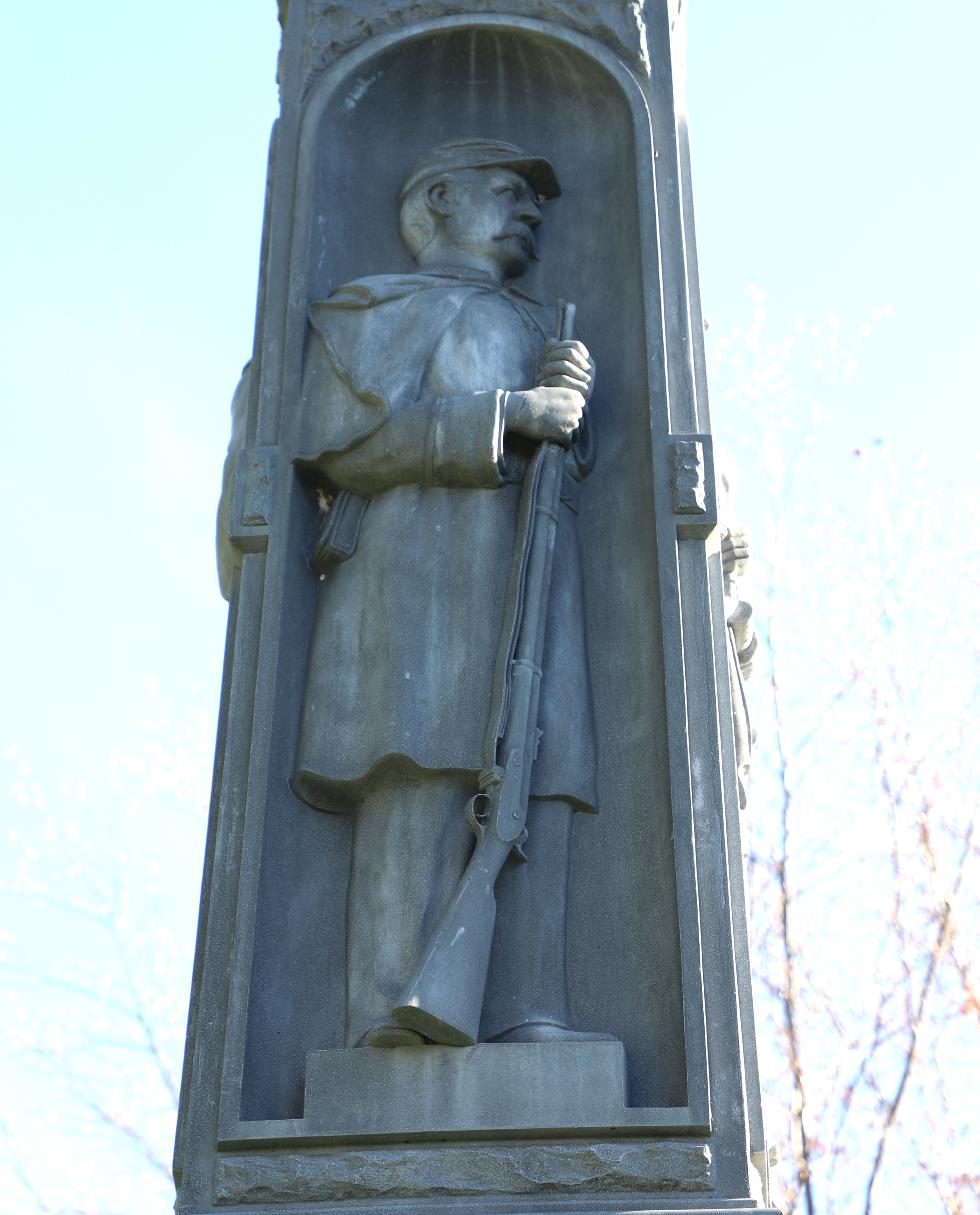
304,1041,630,1137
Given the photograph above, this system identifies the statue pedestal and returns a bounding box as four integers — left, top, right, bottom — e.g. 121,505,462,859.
304,1041,628,1136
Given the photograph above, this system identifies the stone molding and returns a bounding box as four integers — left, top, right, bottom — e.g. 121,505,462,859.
304,0,652,78
215,1141,712,1205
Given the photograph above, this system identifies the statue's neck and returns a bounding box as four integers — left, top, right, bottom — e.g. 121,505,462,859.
415,247,505,285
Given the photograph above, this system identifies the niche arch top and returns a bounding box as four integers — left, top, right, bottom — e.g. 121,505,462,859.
297,19,653,316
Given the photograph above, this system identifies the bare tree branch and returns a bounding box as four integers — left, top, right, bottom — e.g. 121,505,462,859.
861,823,975,1215
768,620,817,1215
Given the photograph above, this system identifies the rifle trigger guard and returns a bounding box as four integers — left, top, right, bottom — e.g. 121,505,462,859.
465,791,491,840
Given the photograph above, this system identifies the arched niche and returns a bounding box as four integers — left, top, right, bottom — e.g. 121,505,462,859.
237,18,695,1128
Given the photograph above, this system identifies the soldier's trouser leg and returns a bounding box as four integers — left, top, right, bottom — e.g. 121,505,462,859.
479,796,575,1041
344,767,474,1047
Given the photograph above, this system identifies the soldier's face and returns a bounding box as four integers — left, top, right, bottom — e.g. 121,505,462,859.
442,168,543,278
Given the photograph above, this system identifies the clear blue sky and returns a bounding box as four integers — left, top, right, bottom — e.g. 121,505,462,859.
688,1,980,473
1,3,978,1211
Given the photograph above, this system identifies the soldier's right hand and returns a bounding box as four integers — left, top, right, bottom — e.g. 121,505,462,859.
721,526,751,580
504,387,584,447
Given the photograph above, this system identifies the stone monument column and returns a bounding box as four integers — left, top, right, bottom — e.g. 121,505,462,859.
174,3,781,1213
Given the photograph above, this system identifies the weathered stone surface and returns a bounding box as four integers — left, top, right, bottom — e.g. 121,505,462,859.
303,1042,628,1136
289,138,603,1056
305,0,652,77
215,1140,712,1204
174,5,777,1212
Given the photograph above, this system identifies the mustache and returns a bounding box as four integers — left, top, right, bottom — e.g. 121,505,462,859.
496,228,539,259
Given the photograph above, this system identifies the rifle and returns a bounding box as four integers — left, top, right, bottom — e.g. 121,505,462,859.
392,301,578,1046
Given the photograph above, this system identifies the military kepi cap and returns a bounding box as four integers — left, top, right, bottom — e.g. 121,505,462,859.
400,138,561,201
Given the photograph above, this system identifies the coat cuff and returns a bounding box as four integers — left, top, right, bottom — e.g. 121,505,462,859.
728,599,757,678
426,390,506,487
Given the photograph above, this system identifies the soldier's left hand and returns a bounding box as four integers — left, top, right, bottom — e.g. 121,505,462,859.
537,340,595,402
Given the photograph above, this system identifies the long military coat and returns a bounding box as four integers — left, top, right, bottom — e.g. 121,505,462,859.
291,268,597,812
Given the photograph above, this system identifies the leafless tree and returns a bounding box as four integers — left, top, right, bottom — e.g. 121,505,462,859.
709,290,980,1215
0,681,213,1215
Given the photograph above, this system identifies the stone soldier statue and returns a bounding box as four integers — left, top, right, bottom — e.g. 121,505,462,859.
718,460,757,809
289,139,613,1049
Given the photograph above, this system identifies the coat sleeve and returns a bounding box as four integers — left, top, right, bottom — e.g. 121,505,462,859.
297,310,507,495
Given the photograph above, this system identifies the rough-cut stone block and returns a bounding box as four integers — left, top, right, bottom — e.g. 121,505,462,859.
215,1140,713,1204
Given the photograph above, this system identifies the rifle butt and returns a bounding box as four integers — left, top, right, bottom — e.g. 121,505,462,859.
392,833,508,1046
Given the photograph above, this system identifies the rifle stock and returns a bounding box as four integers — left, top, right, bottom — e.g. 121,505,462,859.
391,825,512,1045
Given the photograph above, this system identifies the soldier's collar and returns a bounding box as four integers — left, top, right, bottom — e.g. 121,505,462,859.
416,265,543,306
